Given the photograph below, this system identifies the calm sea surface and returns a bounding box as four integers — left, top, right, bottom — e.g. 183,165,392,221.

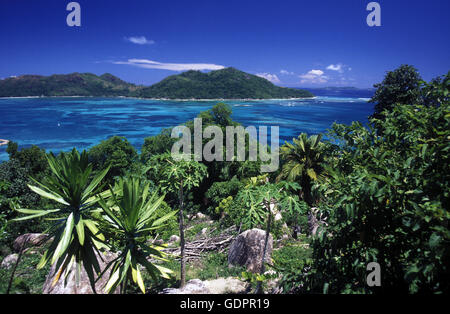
0,91,374,161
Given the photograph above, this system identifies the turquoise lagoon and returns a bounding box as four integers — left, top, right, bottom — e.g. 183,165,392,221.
0,94,373,161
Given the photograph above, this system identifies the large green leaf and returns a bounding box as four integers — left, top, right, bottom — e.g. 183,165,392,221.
28,185,69,206
82,165,110,203
12,207,61,221
52,213,75,263
75,215,85,246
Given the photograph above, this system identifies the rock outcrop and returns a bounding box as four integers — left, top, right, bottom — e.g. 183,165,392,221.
195,213,207,220
169,235,181,243
13,233,49,252
163,279,209,294
42,251,118,294
228,228,273,273
205,277,248,294
162,277,247,294
0,253,18,269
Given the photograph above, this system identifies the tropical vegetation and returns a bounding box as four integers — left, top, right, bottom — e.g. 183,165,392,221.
0,65,448,294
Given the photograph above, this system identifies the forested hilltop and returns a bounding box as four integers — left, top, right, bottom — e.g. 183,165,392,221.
0,73,140,97
0,68,314,99
136,67,314,99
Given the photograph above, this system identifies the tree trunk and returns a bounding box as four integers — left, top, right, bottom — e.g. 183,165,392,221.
308,211,319,236
302,176,313,207
6,235,29,294
255,203,272,294
178,181,186,289
292,211,299,239
302,176,319,235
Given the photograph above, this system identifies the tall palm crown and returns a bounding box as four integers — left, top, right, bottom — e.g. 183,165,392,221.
277,133,326,205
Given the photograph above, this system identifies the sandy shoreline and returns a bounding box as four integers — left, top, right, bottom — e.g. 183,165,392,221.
0,139,9,147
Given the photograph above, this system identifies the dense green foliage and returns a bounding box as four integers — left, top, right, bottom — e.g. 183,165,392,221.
204,178,243,217
192,252,245,281
370,65,423,118
0,249,51,294
270,241,312,293
0,143,50,254
307,102,449,294
141,129,176,162
279,70,449,294
370,65,449,119
6,142,48,175
88,136,138,182
150,201,179,241
0,73,139,97
0,68,313,99
137,67,314,99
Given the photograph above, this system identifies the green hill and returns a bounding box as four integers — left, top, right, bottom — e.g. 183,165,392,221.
0,73,139,97
137,67,314,99
0,68,314,99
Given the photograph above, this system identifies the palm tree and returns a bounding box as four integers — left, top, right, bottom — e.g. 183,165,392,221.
98,177,175,294
277,133,326,235
13,149,110,291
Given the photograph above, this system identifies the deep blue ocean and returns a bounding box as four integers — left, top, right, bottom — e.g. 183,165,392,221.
0,89,374,162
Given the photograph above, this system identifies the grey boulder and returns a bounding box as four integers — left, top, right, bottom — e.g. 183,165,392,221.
42,251,118,294
228,228,273,273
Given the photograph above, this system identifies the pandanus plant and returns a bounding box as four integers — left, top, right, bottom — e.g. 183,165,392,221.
98,177,176,294
13,149,110,290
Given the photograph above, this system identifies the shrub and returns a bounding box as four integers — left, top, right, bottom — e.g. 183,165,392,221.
205,178,243,217
308,100,449,294
88,136,137,181
153,201,179,241
270,242,313,293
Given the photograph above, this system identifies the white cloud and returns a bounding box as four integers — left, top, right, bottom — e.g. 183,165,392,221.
125,36,155,45
280,69,295,75
309,69,324,76
113,58,225,71
256,73,281,84
299,69,328,84
326,63,351,74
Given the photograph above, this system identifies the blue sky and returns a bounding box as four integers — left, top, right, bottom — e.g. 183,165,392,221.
0,0,448,88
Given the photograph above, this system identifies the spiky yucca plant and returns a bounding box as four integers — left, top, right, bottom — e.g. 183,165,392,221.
13,149,110,290
98,177,175,294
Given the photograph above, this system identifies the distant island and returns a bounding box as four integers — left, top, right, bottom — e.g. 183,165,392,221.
299,86,375,99
0,73,139,98
136,68,314,99
0,67,314,100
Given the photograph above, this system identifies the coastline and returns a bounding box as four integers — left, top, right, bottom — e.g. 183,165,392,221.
0,95,317,101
